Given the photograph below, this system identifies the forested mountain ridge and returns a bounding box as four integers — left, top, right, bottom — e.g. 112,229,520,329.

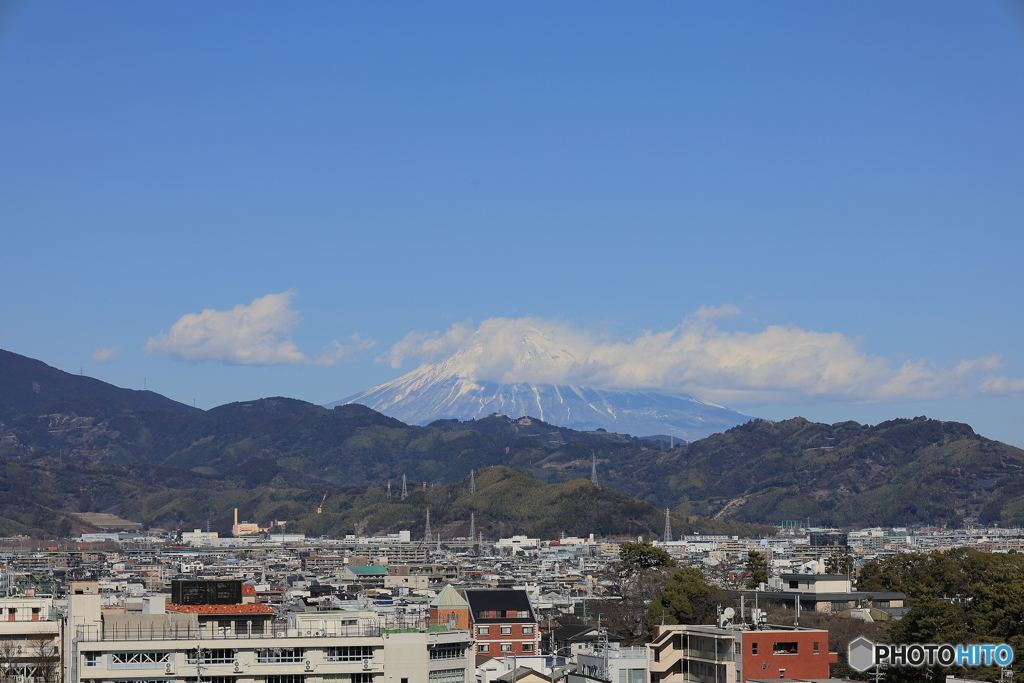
1,349,1022,537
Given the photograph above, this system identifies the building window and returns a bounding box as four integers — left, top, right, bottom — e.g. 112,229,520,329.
84,653,102,667
266,676,305,683
773,643,798,655
429,645,465,660
751,642,758,655
522,626,533,635
257,648,305,664
778,670,786,678
813,642,819,655
184,678,237,683
500,626,512,635
517,611,529,618
110,652,171,668
428,669,465,683
619,670,645,683
734,643,741,656
188,649,235,665
325,646,375,662
522,644,533,653
479,644,489,653
478,626,489,635
788,581,799,589
500,644,512,652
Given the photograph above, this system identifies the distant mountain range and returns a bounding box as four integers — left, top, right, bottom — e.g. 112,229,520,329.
3,348,1024,538
329,329,750,441
0,349,198,421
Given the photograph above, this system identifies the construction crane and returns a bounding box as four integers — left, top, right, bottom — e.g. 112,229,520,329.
316,490,329,514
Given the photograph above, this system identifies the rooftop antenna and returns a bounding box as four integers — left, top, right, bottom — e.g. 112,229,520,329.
469,513,475,541
424,508,431,541
591,454,599,488
470,469,476,494
664,508,672,543
401,474,408,500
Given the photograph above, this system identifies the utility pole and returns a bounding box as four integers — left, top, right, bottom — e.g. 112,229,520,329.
424,508,431,541
663,508,672,543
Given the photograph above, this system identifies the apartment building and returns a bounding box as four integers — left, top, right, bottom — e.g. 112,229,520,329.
464,590,540,659
0,594,61,683
647,623,837,683
64,581,473,683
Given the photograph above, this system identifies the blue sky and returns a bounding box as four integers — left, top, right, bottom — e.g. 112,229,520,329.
2,2,1024,445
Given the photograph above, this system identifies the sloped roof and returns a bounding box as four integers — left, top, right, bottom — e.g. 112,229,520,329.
464,589,534,622
430,584,469,608
347,565,388,575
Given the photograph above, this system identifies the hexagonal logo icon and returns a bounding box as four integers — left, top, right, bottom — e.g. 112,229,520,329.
849,636,876,672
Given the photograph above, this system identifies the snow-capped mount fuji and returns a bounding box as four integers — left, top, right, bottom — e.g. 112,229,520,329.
327,325,752,441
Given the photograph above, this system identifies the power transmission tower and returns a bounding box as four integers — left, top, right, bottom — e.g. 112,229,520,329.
401,474,408,500
424,508,431,541
386,480,391,498
664,508,672,543
470,469,476,494
591,454,599,488
469,513,475,541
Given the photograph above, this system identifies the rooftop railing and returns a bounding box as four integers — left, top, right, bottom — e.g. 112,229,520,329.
75,620,381,643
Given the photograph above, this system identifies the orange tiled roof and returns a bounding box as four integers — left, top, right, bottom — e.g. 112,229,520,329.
167,604,274,615
242,584,257,595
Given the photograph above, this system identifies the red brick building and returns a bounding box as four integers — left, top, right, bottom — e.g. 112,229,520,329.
464,589,540,659
648,624,838,683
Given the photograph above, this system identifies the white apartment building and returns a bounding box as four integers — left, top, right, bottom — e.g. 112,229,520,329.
64,582,473,683
0,594,62,683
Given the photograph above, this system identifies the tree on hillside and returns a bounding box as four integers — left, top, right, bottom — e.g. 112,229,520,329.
744,550,769,588
646,567,723,629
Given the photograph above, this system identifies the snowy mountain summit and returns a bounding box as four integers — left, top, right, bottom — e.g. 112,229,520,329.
328,324,751,441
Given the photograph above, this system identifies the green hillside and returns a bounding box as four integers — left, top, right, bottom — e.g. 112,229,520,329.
2,349,1023,535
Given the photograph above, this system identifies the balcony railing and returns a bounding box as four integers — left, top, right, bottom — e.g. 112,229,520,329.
684,648,733,662
75,621,381,643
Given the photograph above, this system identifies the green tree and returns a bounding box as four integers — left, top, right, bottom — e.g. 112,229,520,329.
618,541,675,574
744,550,769,588
824,551,854,575
646,567,723,629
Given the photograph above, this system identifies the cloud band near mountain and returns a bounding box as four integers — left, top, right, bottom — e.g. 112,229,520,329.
384,310,1024,405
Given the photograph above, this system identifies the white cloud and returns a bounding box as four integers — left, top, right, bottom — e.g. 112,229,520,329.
316,334,377,366
146,291,374,366
385,311,1024,405
91,346,121,363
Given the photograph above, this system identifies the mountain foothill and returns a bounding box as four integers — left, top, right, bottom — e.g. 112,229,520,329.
1,348,1022,540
